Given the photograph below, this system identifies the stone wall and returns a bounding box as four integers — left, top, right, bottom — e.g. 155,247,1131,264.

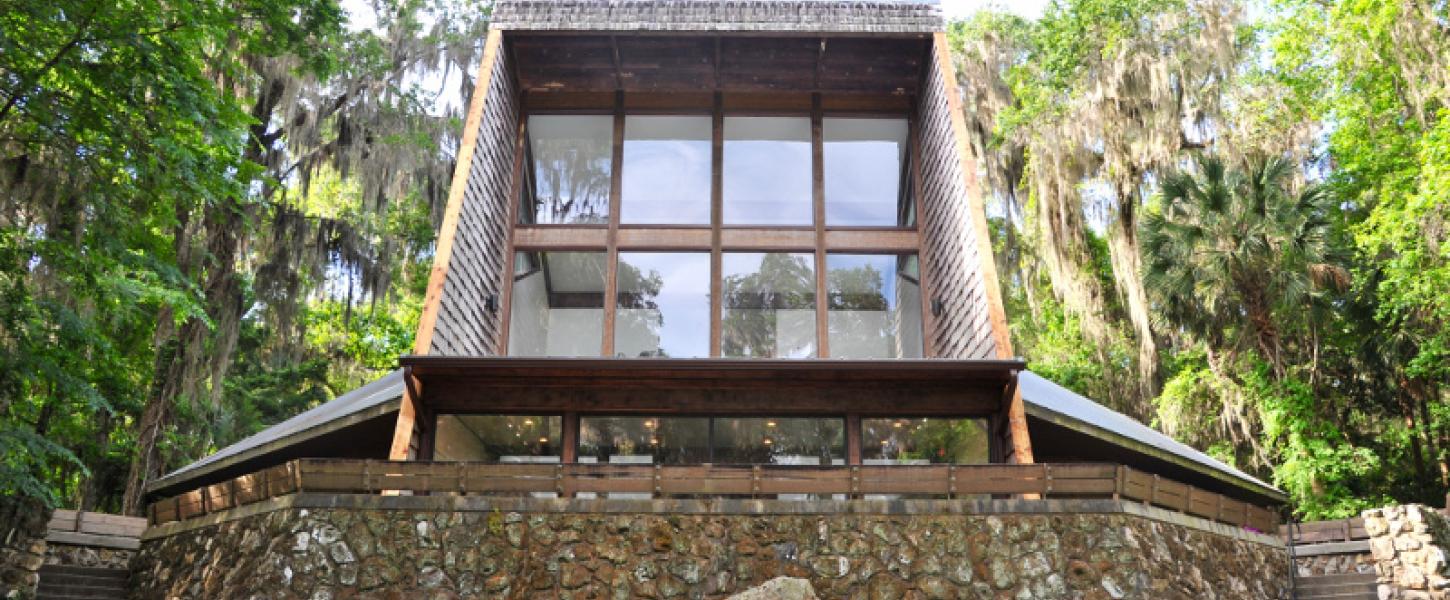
1294,548,1374,576
133,494,1289,599
0,496,51,600
1364,504,1450,599
44,543,134,570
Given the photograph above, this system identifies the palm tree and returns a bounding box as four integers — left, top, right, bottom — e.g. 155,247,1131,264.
1141,155,1347,374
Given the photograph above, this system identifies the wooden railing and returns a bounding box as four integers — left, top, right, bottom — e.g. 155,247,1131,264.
47,509,147,550
148,459,1280,533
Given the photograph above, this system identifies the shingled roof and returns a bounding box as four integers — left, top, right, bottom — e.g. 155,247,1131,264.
491,0,943,34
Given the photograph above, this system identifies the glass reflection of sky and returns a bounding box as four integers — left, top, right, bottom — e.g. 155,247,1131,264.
615,252,711,358
621,116,712,225
824,118,909,226
723,117,813,226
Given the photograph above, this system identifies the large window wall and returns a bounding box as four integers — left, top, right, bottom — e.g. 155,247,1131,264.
506,96,931,359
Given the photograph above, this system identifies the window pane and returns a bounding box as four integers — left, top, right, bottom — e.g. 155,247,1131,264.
723,117,813,225
578,416,709,465
508,252,606,356
434,415,561,462
861,418,990,464
615,252,710,358
826,254,923,358
621,116,711,225
721,252,817,358
520,115,613,225
712,418,844,465
824,118,911,226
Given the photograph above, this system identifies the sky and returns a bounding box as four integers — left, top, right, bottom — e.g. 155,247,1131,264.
940,0,1049,21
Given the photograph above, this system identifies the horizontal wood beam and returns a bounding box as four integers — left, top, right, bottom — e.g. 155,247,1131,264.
515,226,919,253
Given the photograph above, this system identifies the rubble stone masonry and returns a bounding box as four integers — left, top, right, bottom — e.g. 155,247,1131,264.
132,495,1288,599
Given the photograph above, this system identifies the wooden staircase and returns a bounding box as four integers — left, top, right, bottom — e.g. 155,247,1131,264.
1295,573,1377,599
35,565,129,600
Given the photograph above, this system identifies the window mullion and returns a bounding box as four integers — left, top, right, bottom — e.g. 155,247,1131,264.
812,94,830,358
710,93,724,357
601,93,625,357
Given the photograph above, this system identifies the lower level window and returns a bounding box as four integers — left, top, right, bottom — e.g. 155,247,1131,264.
433,415,561,462
578,416,844,465
861,418,989,464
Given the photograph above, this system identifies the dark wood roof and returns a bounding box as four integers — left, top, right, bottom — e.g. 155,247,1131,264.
492,1,944,34
507,33,930,95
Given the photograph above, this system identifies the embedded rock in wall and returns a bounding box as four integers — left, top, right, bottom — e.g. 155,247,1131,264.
0,496,51,600
131,500,1290,599
726,576,817,600
1364,504,1450,599
1295,551,1375,576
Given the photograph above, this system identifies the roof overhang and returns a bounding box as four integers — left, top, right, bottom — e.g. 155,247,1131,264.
1018,371,1288,504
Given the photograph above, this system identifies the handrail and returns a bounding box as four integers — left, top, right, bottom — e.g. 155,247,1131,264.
147,459,1280,533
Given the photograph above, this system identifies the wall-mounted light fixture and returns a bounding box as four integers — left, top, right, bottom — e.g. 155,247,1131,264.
931,298,944,317
485,293,499,313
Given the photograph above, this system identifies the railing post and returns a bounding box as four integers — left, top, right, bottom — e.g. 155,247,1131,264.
947,465,956,500
1149,474,1160,507
751,465,762,498
554,464,564,497
1041,463,1053,497
363,459,374,494
458,462,467,496
850,466,860,498
653,465,662,498
293,461,304,493
1113,465,1124,500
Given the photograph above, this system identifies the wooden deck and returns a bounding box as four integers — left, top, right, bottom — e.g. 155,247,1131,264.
146,459,1280,533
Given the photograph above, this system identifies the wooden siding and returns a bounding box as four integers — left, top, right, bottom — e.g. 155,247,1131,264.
426,40,520,356
914,43,998,361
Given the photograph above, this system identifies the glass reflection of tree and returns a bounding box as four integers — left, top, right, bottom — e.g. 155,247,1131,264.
531,134,611,224
721,254,815,358
827,262,891,345
866,418,989,464
614,261,667,357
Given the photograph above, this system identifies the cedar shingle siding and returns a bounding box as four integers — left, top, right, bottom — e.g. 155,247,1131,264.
492,0,942,34
428,45,519,356
915,42,999,360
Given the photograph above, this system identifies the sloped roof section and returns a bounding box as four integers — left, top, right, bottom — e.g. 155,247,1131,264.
1019,370,1285,502
492,0,943,34
146,370,405,493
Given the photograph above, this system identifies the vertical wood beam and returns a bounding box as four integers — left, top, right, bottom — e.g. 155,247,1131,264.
601,92,625,357
393,29,502,464
907,108,937,358
710,93,724,357
931,32,1033,464
497,115,529,354
388,368,424,462
811,94,830,358
846,414,862,466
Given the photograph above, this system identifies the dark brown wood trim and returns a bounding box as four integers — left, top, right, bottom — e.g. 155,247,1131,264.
811,94,829,358
412,29,504,356
710,92,724,357
907,106,936,358
846,413,862,466
514,227,610,250
601,93,625,357
562,412,580,465
498,114,529,354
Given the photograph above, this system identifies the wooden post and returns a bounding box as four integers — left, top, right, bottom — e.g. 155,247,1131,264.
601,91,625,357
929,32,1034,465
709,92,723,357
846,414,862,466
810,94,829,358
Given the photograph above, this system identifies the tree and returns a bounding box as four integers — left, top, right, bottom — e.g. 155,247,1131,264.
1141,155,1346,373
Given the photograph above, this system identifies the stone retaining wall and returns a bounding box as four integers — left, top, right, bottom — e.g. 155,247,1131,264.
1294,547,1375,576
133,495,1288,599
44,543,134,570
1364,504,1450,599
0,496,51,600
